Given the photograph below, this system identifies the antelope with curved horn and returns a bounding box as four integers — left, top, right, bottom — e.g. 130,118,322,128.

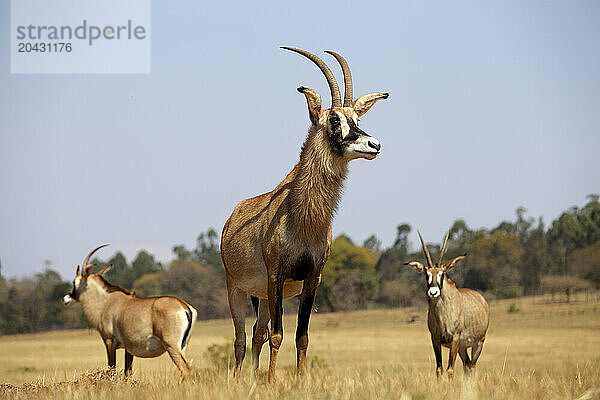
63,245,198,378
221,47,388,381
404,231,489,377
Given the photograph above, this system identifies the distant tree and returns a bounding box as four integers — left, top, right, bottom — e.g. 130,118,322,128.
376,224,413,283
1,286,23,333
375,247,415,283
547,208,585,254
12,270,67,333
109,252,128,273
450,219,472,240
378,280,424,308
128,250,162,286
463,230,523,292
492,207,534,243
335,233,354,245
363,234,382,254
173,245,192,260
569,242,600,288
541,275,591,303
317,237,379,312
579,195,600,245
132,271,167,297
546,196,600,274
519,217,547,294
194,228,222,269
163,258,228,319
393,223,411,251
132,251,159,273
0,261,7,332
0,259,6,300
103,252,130,286
492,221,517,236
515,207,534,241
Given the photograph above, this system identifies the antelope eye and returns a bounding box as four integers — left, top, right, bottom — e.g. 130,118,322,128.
329,116,340,125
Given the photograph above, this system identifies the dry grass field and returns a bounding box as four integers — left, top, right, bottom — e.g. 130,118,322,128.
1,294,599,399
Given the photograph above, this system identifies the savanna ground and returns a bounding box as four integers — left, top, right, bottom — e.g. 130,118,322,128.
1,294,599,399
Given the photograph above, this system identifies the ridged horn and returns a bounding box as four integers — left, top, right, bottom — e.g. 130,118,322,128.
438,230,450,265
417,231,433,268
325,50,353,107
281,46,342,108
82,244,109,274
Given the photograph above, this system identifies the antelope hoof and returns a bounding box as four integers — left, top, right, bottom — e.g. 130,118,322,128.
447,368,454,378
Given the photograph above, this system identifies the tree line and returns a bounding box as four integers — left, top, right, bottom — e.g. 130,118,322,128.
0,195,598,334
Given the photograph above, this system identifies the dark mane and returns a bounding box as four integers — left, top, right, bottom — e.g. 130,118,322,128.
96,275,134,296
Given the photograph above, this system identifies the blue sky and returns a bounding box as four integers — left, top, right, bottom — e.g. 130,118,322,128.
1,1,599,278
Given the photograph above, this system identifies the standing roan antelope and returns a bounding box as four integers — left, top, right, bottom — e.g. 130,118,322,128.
221,47,388,381
62,245,197,378
404,231,489,377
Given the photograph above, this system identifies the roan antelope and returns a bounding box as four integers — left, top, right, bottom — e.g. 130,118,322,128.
62,245,197,378
221,47,388,381
404,231,489,377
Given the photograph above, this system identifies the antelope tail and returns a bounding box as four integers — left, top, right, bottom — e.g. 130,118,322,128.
181,305,193,350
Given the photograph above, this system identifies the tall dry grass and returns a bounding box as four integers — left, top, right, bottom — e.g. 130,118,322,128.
1,294,599,399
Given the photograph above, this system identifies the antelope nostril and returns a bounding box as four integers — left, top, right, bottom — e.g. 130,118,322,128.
368,140,381,151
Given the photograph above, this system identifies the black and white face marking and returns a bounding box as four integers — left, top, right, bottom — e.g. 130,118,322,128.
327,110,381,160
425,268,444,298
63,275,83,306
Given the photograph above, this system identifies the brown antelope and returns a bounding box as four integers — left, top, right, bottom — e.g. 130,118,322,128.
404,231,489,377
62,245,197,378
221,47,388,381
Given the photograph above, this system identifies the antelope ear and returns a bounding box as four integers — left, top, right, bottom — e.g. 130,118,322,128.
353,92,389,117
76,265,81,276
297,86,322,125
442,254,467,272
97,264,113,277
83,263,95,277
404,261,425,273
